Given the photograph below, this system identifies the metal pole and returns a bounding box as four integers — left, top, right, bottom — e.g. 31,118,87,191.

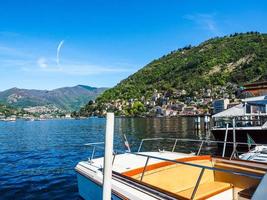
232,118,237,159
123,134,131,152
191,168,205,199
112,153,116,166
204,115,209,130
222,123,229,157
194,117,201,130
102,113,114,200
90,146,96,164
137,140,144,152
172,139,178,152
140,156,150,181
197,140,204,156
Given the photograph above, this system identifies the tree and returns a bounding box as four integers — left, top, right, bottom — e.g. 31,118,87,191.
127,101,146,116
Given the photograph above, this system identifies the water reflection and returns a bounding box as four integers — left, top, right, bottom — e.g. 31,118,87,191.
115,117,212,153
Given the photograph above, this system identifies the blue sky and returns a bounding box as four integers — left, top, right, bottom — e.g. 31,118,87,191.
0,0,267,91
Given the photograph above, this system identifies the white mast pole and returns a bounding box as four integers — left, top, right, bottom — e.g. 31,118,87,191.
103,113,114,200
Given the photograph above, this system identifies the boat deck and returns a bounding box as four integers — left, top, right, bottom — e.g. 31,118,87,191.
123,156,266,200
76,149,267,200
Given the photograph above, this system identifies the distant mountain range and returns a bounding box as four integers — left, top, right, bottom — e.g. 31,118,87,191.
0,85,107,111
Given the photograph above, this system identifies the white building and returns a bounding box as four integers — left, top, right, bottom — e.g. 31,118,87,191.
65,113,72,118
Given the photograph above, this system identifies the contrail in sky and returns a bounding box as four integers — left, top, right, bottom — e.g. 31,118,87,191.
56,40,64,65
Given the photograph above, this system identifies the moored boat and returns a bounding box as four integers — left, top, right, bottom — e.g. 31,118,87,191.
76,138,267,200
211,96,267,156
239,145,267,163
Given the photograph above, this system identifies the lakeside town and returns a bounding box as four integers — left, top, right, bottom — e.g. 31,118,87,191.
0,105,73,121
81,81,264,117
1,81,265,121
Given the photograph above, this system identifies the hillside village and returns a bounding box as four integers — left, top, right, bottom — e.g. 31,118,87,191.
0,83,242,119
78,82,248,117
0,104,72,121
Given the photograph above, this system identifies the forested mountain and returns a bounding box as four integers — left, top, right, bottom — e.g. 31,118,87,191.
79,32,267,116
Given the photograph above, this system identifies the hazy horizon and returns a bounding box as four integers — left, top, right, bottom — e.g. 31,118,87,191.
0,84,110,92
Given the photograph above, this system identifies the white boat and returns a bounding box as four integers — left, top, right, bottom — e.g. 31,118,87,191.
211,96,267,157
239,145,267,163
75,138,267,200
24,117,35,121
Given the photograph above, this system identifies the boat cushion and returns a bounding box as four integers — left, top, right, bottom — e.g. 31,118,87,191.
214,162,262,189
132,159,214,194
176,181,232,200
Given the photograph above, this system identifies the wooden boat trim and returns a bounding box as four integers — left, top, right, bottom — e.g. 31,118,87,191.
122,155,211,177
212,157,267,172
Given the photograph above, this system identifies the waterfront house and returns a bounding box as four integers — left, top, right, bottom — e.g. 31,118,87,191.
182,106,197,115
242,81,267,96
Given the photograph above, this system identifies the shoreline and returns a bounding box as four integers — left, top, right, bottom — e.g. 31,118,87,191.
0,114,212,122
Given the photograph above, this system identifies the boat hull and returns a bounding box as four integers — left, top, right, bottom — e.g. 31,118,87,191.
76,172,122,200
212,129,267,157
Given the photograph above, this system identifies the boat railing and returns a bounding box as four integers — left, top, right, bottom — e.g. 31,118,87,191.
213,117,267,128
84,142,105,163
137,137,267,158
84,141,264,176
84,142,117,165
84,138,267,162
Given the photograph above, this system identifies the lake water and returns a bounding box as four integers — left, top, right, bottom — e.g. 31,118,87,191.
0,117,212,199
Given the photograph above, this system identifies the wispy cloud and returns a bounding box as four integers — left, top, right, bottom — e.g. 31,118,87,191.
35,60,133,76
37,57,48,68
56,40,64,65
184,13,221,35
0,42,135,77
34,40,134,76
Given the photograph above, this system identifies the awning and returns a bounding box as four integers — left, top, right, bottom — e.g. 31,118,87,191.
212,104,245,118
247,99,267,106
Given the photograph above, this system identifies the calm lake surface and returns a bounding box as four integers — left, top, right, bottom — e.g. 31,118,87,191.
0,117,213,199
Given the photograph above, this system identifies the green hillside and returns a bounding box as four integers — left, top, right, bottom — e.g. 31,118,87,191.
79,32,267,116
0,104,25,117
0,85,107,112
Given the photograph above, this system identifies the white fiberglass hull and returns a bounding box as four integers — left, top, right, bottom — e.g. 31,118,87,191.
75,151,192,200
